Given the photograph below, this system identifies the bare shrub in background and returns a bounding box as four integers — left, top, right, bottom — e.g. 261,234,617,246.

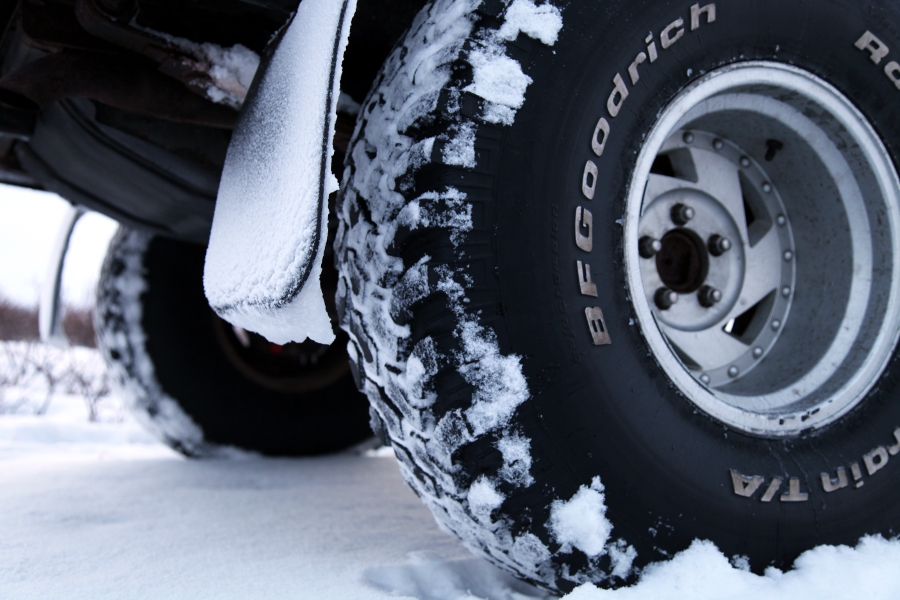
0,295,112,421
0,340,116,421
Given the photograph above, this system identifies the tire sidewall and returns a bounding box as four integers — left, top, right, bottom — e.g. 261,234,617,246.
493,0,900,569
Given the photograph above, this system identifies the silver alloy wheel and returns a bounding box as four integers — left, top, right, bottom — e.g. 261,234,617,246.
624,62,900,437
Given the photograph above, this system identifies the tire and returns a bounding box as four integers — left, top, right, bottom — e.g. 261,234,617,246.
96,228,372,456
336,0,900,592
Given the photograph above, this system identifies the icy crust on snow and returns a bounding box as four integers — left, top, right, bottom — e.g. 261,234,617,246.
95,230,231,457
335,0,623,591
203,0,357,345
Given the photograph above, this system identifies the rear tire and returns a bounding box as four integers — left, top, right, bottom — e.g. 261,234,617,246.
96,228,372,456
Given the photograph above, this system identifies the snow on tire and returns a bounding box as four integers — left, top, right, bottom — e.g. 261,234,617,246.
335,0,622,590
337,0,900,593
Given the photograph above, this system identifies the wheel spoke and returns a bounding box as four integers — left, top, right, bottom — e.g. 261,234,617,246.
644,173,689,206
686,148,748,243
659,320,750,371
644,149,748,244
728,225,782,321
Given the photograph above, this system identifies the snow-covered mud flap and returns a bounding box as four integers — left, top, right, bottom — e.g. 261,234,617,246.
97,228,372,457
203,0,356,345
336,0,900,592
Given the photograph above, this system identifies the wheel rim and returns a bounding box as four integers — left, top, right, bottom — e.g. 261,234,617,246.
624,62,900,437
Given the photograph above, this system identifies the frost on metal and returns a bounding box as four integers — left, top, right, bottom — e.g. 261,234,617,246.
160,37,259,109
133,25,260,109
95,230,211,456
334,0,623,591
203,0,357,345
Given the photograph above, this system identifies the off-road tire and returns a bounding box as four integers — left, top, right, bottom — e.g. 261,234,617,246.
337,0,900,592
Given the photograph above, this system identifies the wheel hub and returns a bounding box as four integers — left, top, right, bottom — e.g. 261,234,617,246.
624,62,900,436
637,129,794,384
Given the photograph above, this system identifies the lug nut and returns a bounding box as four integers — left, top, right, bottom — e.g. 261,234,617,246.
698,285,723,307
708,234,732,256
639,236,663,258
670,204,695,225
655,288,679,310
683,132,695,144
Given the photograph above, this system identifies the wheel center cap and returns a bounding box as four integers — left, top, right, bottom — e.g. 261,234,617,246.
657,229,709,293
638,186,745,332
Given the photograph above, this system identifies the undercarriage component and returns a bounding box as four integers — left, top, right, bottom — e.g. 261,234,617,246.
19,99,221,242
0,51,237,128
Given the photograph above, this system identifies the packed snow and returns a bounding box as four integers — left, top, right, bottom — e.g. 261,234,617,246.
2,192,900,598
3,371,900,599
204,0,357,345
548,478,612,558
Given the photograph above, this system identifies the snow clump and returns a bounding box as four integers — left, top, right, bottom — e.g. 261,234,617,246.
549,477,612,557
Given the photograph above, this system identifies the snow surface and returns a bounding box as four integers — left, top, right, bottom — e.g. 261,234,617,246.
3,384,900,599
204,0,357,345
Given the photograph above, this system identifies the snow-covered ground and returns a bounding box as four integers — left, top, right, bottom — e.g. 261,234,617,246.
3,381,900,600
3,187,900,599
